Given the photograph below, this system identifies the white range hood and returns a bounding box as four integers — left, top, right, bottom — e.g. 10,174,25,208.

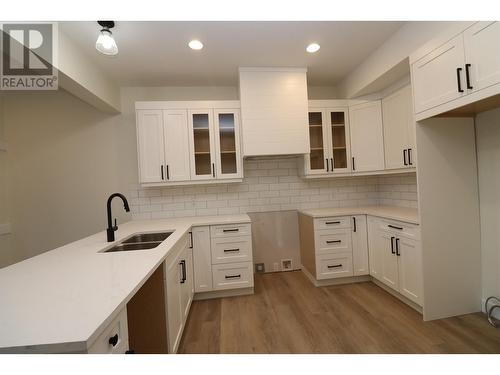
238,67,310,157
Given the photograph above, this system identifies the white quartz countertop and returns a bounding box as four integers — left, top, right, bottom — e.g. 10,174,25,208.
299,205,419,224
0,214,250,353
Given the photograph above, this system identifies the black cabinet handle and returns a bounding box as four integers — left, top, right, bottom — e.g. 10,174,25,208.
326,240,341,244
396,238,401,256
390,236,395,254
403,149,408,166
408,148,413,166
388,224,403,230
223,228,239,233
457,67,464,93
352,157,355,171
327,264,342,269
109,334,119,347
353,217,357,233
212,163,215,178
160,165,164,180
166,165,170,180
325,221,341,225
125,350,135,354
223,248,240,253
330,158,334,171
180,260,186,284
225,274,241,279
326,158,329,172
465,63,473,90
189,231,193,249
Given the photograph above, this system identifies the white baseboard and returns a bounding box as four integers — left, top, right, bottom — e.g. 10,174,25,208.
193,287,254,301
0,223,11,236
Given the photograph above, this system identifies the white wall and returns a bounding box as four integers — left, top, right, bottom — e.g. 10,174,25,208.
476,107,500,314
337,22,457,98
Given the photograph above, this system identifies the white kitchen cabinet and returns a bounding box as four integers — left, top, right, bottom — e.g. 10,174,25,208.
367,216,383,280
191,226,213,293
412,35,466,114
136,110,165,184
349,101,385,172
180,247,194,321
238,67,309,157
163,110,191,181
136,109,191,184
352,215,369,276
164,249,183,353
397,237,423,306
463,22,500,93
380,232,399,290
87,308,129,354
382,85,416,169
367,216,423,306
304,107,351,176
135,101,243,186
213,109,243,179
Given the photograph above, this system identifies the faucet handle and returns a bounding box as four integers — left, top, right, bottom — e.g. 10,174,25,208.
113,218,118,231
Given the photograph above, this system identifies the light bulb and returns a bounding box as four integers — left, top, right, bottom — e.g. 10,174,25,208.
188,40,203,50
96,29,118,56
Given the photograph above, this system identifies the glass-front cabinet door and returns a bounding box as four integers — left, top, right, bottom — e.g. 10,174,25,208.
188,109,216,180
306,111,329,174
328,108,350,173
214,109,242,179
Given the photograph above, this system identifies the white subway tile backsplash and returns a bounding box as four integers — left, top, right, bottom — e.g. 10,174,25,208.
130,158,418,220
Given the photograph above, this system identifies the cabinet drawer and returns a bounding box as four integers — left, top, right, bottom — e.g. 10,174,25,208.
314,228,352,255
210,223,251,238
314,216,351,230
378,218,420,240
88,308,129,354
211,236,252,264
212,262,254,290
316,252,353,280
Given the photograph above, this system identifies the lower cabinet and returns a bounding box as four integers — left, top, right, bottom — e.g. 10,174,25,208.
367,216,423,306
192,222,254,294
299,214,369,282
164,233,194,353
87,308,129,354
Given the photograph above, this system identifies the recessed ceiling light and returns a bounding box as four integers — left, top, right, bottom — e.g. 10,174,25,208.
188,40,204,50
306,43,320,53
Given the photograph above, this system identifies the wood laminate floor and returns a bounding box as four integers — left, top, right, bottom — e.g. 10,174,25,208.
178,271,500,353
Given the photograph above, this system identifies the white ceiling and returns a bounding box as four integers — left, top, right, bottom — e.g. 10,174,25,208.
60,21,405,87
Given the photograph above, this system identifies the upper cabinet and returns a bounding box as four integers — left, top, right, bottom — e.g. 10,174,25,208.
239,67,310,157
382,85,416,169
349,101,385,172
411,22,500,120
136,101,243,186
305,107,351,175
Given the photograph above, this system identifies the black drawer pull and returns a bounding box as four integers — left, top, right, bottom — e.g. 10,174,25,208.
465,63,473,90
326,158,329,172
353,217,357,232
457,67,464,93
408,148,413,166
223,228,239,233
109,334,119,347
396,238,401,256
327,264,342,269
325,221,341,225
391,236,395,254
225,274,241,279
326,240,341,244
388,224,403,230
223,248,240,253
403,149,408,166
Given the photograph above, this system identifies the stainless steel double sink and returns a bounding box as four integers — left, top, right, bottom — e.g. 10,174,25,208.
103,231,173,253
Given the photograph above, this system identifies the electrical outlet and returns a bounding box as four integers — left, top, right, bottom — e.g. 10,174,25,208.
281,259,292,271
255,263,265,273
273,262,280,272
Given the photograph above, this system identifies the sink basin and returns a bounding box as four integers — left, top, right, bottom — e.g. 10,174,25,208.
104,241,162,253
102,231,173,253
122,232,173,244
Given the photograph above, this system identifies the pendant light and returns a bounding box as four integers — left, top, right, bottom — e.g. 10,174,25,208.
96,21,118,56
